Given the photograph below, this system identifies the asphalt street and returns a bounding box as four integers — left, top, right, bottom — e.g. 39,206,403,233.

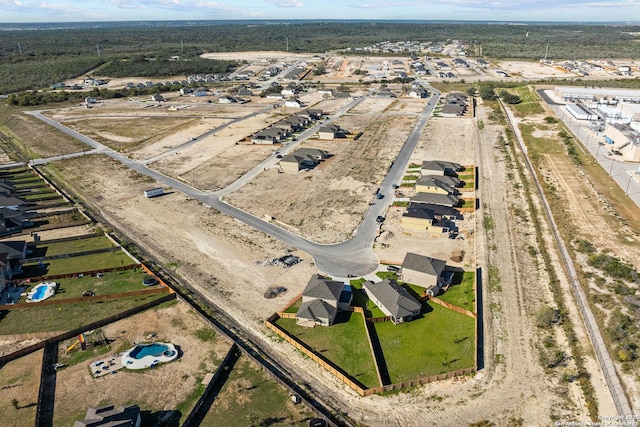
26,88,440,276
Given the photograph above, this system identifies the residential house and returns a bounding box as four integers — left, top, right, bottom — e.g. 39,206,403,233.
400,252,447,290
318,124,346,140
179,87,193,95
250,128,287,144
296,274,352,327
150,94,164,102
414,176,459,195
376,90,396,98
74,404,141,427
0,207,31,236
285,98,303,108
408,87,428,99
363,279,422,324
420,160,463,176
401,205,455,234
0,240,27,293
218,95,237,104
279,148,328,173
193,87,210,97
441,93,468,117
410,192,460,208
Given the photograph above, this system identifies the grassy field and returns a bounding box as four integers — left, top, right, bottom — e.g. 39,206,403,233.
275,312,379,388
437,271,476,311
0,350,41,427
0,293,165,334
461,199,475,209
503,86,545,117
200,356,315,426
374,302,475,383
30,235,115,258
19,250,137,277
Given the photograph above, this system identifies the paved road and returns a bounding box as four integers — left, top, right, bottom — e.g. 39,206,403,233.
26,88,440,277
500,97,633,417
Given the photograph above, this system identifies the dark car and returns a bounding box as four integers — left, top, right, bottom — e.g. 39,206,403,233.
387,265,400,272
276,154,283,158
376,215,385,223
392,184,399,189
375,193,384,200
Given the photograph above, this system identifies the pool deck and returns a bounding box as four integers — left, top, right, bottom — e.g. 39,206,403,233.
90,353,124,378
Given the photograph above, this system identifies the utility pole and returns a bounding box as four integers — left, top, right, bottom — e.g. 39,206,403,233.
96,44,100,57
17,42,22,54
286,37,289,52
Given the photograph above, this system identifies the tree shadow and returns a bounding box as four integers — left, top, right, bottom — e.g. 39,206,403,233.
140,410,181,427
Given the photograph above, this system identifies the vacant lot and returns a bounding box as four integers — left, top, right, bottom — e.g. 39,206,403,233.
0,350,41,427
53,301,233,426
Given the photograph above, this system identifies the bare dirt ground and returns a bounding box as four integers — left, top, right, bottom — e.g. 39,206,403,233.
33,97,605,426
52,302,233,426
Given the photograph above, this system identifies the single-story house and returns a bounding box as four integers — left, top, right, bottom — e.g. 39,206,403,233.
150,93,165,102
410,192,460,208
420,160,463,177
279,148,329,172
296,274,352,327
318,124,346,140
363,279,422,324
285,98,303,108
0,240,27,292
408,87,428,98
400,252,447,289
74,404,141,427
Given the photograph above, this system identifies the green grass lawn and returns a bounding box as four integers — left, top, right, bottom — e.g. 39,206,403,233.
461,199,475,209
22,192,59,200
12,181,46,190
201,356,315,426
462,180,475,189
30,236,115,258
374,302,475,383
275,312,379,388
283,297,302,314
438,271,476,311
392,201,409,207
23,268,152,301
458,173,475,181
0,293,165,334
19,251,137,278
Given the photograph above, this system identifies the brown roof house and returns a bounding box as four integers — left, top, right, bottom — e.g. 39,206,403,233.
296,274,352,327
363,279,422,324
74,404,141,427
400,252,447,291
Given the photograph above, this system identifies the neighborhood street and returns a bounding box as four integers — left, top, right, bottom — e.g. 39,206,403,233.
26,87,440,277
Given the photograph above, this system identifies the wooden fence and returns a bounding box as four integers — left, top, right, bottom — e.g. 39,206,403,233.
427,296,476,319
28,233,99,246
265,314,476,397
16,263,140,283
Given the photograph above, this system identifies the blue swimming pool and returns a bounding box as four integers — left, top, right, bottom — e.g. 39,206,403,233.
32,285,47,300
129,343,176,359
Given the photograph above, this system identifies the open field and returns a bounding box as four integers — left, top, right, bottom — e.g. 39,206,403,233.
200,355,316,426
52,301,233,426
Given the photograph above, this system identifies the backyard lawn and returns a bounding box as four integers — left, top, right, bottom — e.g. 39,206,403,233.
23,268,154,301
200,356,315,426
374,302,475,383
29,235,116,258
275,312,379,389
437,271,476,312
19,250,137,277
0,294,166,334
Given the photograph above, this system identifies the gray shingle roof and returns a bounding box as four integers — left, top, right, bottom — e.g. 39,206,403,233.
420,160,462,173
296,299,338,324
364,279,421,320
415,176,457,194
301,274,343,302
410,192,459,207
402,253,446,277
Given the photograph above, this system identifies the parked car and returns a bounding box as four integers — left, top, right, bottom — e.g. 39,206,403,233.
376,193,384,200
387,265,400,272
376,215,385,223
276,154,283,158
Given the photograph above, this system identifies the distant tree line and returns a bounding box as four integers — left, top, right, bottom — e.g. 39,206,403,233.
1,22,640,93
97,57,238,78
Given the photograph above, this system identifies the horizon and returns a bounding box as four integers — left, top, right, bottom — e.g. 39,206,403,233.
1,0,640,25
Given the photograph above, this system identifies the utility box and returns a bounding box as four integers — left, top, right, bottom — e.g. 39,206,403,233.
144,188,164,198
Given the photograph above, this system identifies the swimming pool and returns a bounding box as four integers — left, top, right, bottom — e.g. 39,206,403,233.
121,342,178,369
26,281,57,303
129,343,176,359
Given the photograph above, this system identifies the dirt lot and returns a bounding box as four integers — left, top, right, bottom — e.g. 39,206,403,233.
0,350,41,427
52,301,233,426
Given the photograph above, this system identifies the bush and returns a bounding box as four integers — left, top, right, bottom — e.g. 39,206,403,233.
499,90,521,104
588,254,638,282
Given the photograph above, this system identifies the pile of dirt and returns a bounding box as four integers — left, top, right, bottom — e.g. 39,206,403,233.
450,250,465,263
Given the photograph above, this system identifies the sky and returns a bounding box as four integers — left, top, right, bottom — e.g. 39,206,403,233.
1,0,640,23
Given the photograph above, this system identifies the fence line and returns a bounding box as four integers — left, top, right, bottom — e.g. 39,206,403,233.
17,263,141,283
427,296,476,319
22,246,121,264
361,309,384,387
29,233,99,246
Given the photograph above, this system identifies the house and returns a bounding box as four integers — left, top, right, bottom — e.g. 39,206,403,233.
410,192,460,208
400,252,447,289
150,93,164,102
296,275,352,327
376,90,396,98
318,89,333,97
318,124,346,140
441,93,468,117
237,88,253,97
218,95,237,104
179,87,193,95
251,128,287,144
420,160,463,176
363,279,422,324
279,148,328,173
0,240,27,293
285,98,303,108
193,87,209,97
0,207,31,236
74,404,141,427
401,205,454,233
415,176,459,195
408,87,428,99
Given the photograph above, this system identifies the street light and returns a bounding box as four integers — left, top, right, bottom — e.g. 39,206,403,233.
625,174,633,195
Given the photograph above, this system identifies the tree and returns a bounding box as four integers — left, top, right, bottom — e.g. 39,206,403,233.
499,90,521,104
